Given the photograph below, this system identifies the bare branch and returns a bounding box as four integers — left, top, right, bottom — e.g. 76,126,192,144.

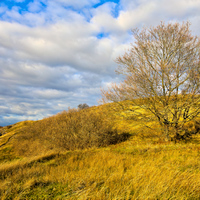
101,21,200,141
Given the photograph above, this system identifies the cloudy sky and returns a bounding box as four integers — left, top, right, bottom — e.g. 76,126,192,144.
0,0,200,126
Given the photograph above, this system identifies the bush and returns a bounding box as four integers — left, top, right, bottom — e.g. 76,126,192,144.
14,107,130,156
78,103,89,110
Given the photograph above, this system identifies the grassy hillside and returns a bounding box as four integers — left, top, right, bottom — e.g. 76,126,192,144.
1,103,200,199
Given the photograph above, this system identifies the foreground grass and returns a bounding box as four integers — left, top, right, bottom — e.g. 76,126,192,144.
1,103,200,199
1,136,200,199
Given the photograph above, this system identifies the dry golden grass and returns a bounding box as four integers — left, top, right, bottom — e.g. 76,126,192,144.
0,121,31,147
0,102,200,199
1,137,200,199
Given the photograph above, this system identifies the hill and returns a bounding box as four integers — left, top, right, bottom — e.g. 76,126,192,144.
0,102,200,199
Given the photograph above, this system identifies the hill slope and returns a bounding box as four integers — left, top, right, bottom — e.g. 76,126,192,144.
1,103,200,199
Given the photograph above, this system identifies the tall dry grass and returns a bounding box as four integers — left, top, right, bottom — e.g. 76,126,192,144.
1,102,200,199
1,137,200,199
12,107,129,156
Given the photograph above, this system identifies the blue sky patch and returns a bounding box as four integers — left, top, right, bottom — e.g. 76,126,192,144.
96,32,110,39
0,0,33,10
0,0,47,14
93,0,120,8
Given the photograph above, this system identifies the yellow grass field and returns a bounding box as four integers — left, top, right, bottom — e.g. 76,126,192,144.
0,103,200,199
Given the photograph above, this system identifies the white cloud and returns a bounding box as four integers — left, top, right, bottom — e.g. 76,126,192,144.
0,0,200,126
190,16,200,35
118,1,158,30
160,0,200,16
28,1,44,13
0,19,118,74
91,2,124,34
117,0,200,31
32,89,70,99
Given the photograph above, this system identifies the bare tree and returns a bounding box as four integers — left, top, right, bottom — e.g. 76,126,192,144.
101,22,200,141
78,103,89,110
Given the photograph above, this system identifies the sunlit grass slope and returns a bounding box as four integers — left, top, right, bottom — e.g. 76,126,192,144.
0,121,31,147
0,102,200,199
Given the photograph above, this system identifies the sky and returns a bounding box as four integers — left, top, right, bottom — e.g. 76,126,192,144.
0,0,200,126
